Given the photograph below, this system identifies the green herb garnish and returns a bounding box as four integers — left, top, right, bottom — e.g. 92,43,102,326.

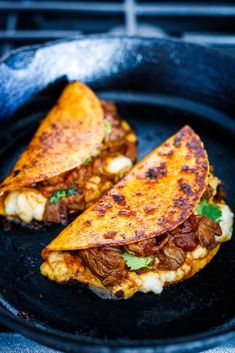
104,121,112,134
196,199,222,222
122,252,153,271
83,156,93,165
50,188,77,204
83,149,100,165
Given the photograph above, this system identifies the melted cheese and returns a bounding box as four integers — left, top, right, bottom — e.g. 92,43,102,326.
139,273,163,294
4,189,47,223
104,155,132,175
41,251,103,288
190,246,208,260
41,251,85,282
218,204,234,242
139,262,192,295
208,174,221,197
206,174,233,242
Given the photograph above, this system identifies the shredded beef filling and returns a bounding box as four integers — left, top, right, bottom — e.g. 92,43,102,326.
203,180,225,203
79,247,127,286
169,215,199,251
79,214,222,287
123,235,168,257
213,184,226,203
203,185,214,201
34,101,136,224
197,215,222,250
156,240,186,271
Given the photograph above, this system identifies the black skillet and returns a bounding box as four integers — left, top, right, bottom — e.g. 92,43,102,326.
0,36,235,353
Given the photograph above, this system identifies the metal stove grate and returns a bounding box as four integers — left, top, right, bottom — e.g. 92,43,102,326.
1,1,235,57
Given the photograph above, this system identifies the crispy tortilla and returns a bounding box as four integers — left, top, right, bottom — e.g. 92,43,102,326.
46,125,209,251
0,81,104,194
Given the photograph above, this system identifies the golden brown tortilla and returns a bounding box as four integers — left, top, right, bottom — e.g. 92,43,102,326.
45,125,209,251
0,81,104,194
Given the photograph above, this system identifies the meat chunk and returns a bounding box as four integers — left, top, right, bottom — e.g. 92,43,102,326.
197,215,222,250
44,201,68,224
44,193,84,223
213,184,226,203
62,194,85,214
156,240,186,271
203,185,214,201
125,215,200,257
124,235,169,257
169,215,199,251
79,247,127,286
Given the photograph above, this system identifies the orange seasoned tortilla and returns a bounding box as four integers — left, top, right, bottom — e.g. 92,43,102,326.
0,81,104,194
46,125,209,251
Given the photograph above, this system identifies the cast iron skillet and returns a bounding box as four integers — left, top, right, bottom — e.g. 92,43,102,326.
0,36,235,353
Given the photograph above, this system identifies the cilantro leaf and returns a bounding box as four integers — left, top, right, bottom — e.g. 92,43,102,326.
83,156,93,165
83,149,100,165
122,252,153,271
104,121,112,134
196,199,222,222
50,188,77,204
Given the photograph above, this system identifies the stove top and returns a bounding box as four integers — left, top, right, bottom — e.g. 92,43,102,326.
0,1,235,351
1,0,235,57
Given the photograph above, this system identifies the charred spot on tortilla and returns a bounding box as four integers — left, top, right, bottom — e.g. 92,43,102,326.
186,138,206,160
118,210,136,217
178,179,193,196
158,149,174,157
181,164,196,173
135,192,142,196
106,203,113,209
84,220,92,227
13,170,21,177
95,207,106,217
145,161,167,179
104,231,117,239
157,216,169,226
173,135,182,147
144,206,156,214
0,82,137,225
112,194,126,206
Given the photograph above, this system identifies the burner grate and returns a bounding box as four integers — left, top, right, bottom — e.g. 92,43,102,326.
1,1,235,56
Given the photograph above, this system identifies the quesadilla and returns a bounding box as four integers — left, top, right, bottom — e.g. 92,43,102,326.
0,82,137,224
41,126,233,298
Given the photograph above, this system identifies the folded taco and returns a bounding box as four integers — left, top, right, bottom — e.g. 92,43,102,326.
41,126,233,298
0,82,137,224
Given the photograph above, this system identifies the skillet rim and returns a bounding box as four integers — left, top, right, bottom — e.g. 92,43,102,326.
0,307,235,352
1,33,235,62
0,34,234,352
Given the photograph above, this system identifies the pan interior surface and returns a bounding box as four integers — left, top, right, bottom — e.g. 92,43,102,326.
0,92,234,342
